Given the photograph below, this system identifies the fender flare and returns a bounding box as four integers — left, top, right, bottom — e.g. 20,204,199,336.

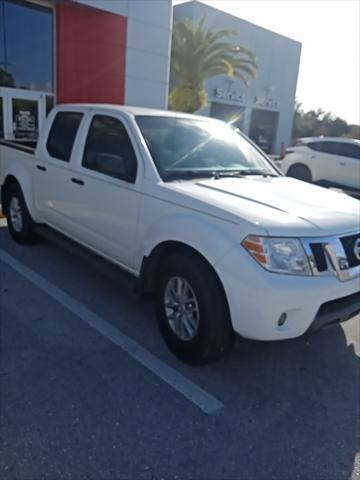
139,213,237,265
1,168,42,223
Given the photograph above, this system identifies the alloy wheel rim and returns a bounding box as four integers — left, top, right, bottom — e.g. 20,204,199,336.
164,276,200,341
9,197,23,233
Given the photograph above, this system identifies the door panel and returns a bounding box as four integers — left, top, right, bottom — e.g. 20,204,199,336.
66,172,141,268
55,112,142,269
340,157,360,190
335,143,360,190
309,141,346,185
34,110,85,234
35,161,85,232
317,151,343,185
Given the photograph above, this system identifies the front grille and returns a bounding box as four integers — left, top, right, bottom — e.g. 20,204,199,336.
306,232,360,276
310,243,328,272
341,234,360,268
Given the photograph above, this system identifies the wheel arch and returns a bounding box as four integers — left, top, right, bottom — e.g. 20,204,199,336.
287,162,312,174
1,175,22,213
1,173,41,222
139,240,230,317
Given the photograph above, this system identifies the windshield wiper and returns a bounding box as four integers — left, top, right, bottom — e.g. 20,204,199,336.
162,170,215,181
213,169,278,179
212,171,246,179
162,169,278,182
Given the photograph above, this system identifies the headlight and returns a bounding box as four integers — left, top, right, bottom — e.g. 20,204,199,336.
242,235,312,276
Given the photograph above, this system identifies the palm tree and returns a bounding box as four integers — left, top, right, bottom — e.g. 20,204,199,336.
169,17,258,113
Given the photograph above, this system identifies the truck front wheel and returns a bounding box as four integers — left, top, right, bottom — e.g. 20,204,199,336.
4,183,36,245
155,251,234,365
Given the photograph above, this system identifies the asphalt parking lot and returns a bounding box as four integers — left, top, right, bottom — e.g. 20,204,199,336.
0,219,359,480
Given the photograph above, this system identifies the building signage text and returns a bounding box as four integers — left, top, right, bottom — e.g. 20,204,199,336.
214,88,245,104
252,96,279,110
214,88,280,110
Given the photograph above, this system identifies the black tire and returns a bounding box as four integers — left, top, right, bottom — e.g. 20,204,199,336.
155,251,234,365
287,164,312,183
4,182,36,245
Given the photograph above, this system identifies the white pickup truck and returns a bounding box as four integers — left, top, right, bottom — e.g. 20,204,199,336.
1,104,359,364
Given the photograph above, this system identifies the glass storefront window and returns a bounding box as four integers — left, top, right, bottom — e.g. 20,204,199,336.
0,0,53,92
12,97,39,139
210,102,245,130
249,109,279,154
46,95,54,116
0,96,4,138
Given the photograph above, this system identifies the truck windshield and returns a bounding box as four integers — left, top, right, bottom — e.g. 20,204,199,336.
136,115,278,181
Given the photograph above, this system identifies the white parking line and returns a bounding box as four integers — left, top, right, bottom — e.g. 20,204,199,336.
0,248,224,415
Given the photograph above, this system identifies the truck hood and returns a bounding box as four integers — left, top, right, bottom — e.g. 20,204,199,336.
166,176,360,237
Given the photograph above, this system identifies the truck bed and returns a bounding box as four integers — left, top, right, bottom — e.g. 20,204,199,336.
0,139,37,154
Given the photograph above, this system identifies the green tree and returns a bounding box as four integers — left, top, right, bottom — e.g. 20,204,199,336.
292,101,351,140
347,125,360,139
169,17,258,113
0,67,14,87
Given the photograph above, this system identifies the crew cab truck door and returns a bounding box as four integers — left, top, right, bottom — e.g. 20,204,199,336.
68,111,142,270
34,108,86,233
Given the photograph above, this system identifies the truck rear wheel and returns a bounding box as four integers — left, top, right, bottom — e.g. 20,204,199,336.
155,251,234,365
4,183,36,245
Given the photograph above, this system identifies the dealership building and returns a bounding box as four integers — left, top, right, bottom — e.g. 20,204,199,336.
0,0,301,154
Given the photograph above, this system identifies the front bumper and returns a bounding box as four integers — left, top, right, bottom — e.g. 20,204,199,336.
215,246,360,341
309,291,360,331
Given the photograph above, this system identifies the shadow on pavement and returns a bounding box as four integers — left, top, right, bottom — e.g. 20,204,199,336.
1,224,359,480
198,322,360,480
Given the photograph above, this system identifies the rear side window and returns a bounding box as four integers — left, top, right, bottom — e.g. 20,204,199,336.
82,115,137,183
307,141,323,152
335,143,360,159
46,112,83,162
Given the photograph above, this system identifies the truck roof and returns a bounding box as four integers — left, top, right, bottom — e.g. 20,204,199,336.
56,103,210,122
299,136,360,145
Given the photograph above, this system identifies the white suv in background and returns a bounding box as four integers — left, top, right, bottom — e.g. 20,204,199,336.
281,137,360,193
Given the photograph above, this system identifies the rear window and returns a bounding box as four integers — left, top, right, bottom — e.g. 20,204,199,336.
46,112,83,162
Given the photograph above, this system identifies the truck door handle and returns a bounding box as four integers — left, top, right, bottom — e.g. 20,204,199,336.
339,162,346,166
71,177,85,186
36,165,47,172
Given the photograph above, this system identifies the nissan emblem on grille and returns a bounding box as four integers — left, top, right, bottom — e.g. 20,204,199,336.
354,238,360,261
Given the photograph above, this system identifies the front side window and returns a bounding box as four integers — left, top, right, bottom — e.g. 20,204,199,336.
82,115,137,183
46,112,83,162
136,115,278,181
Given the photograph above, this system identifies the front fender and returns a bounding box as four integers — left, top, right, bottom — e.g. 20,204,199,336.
136,212,240,271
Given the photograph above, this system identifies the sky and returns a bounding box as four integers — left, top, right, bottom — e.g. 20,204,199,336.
174,0,360,125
